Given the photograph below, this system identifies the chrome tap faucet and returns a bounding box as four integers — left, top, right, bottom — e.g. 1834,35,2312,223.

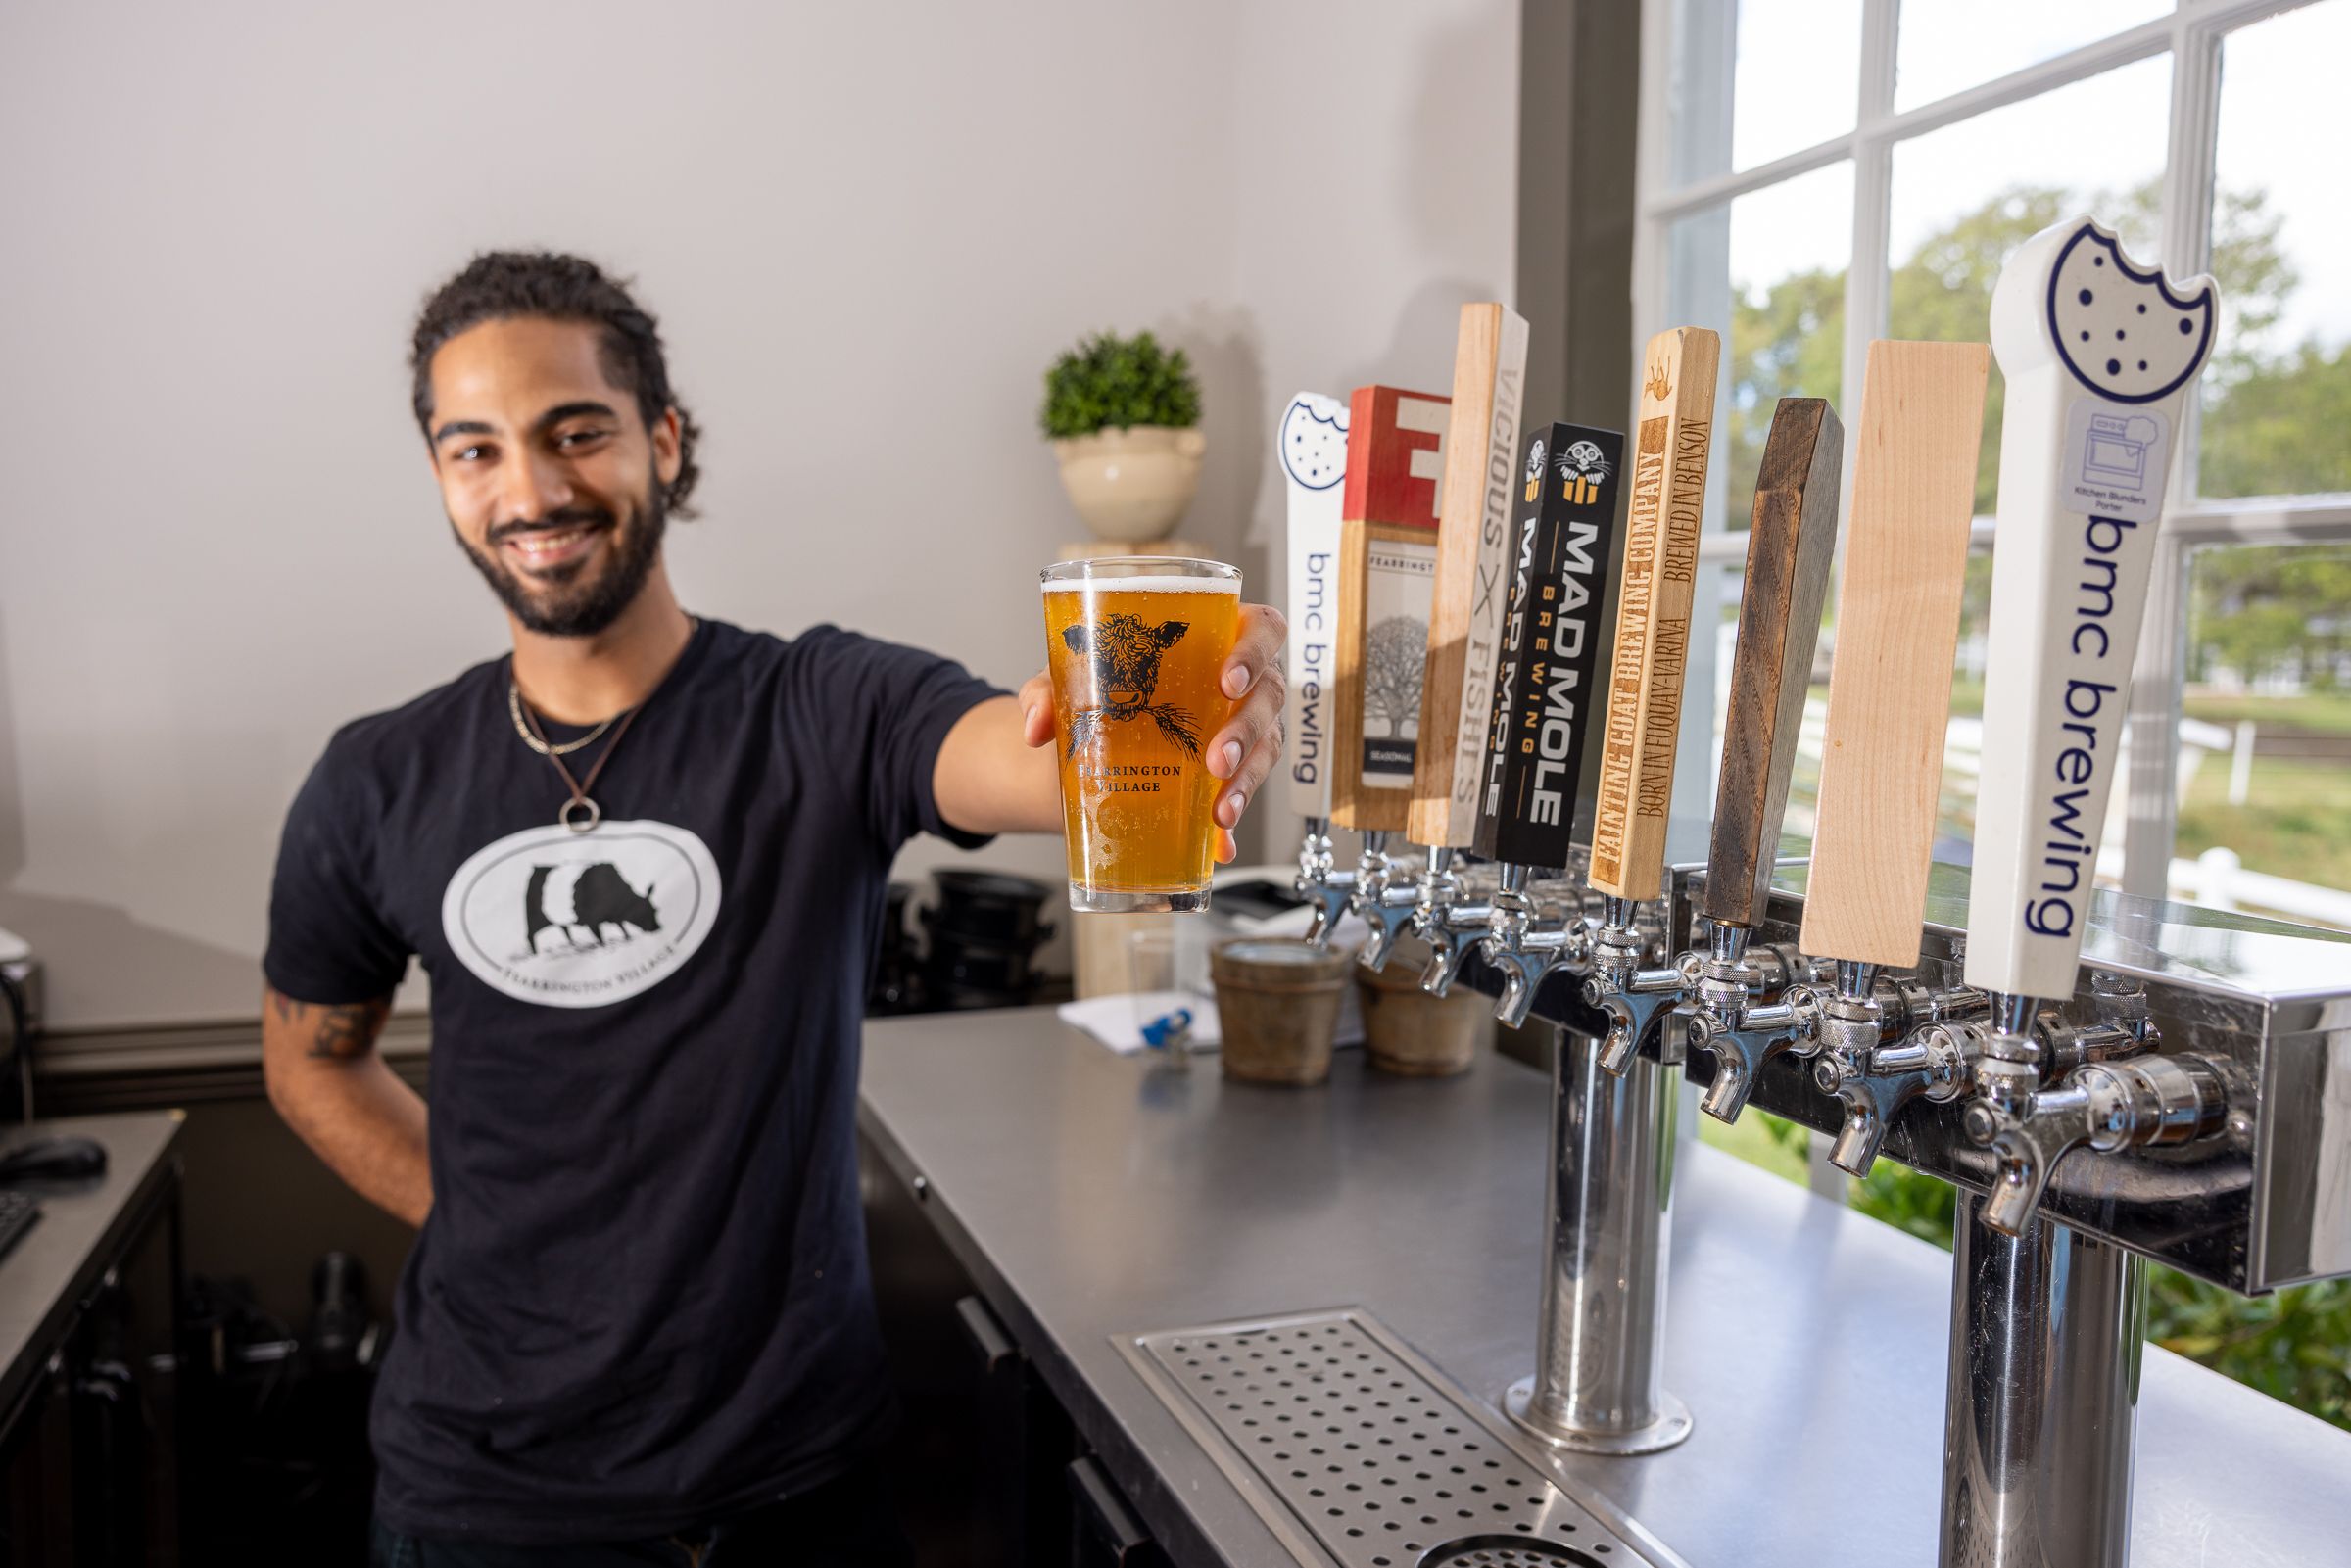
1349,832,1424,971
1806,976,1992,1174
1413,854,1502,997
1477,865,1595,1028
1966,1046,2231,1235
1588,897,1697,1074
1293,817,1357,949
1680,927,1829,1118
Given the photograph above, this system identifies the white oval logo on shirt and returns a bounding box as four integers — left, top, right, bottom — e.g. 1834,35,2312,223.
440,820,723,1009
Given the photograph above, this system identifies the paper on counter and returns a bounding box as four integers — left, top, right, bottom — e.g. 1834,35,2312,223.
1057,990,1223,1055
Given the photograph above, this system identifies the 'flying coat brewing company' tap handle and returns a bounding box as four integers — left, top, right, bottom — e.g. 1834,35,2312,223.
1583,326,1718,1065
1958,216,2228,1236
1680,398,1845,1118
1278,392,1354,943
1356,303,1528,975
1328,383,1451,948
1790,340,1991,1164
1465,421,1625,1010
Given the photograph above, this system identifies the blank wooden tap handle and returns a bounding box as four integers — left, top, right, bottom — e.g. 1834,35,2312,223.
1702,398,1844,930
1587,326,1720,902
1409,303,1530,849
1329,384,1452,835
1963,216,2219,1000
1798,341,1990,969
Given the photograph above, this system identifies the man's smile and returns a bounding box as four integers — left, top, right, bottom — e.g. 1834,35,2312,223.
497,519,608,575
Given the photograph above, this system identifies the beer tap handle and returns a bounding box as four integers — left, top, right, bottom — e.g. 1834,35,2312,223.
1471,420,1628,875
1796,340,1989,974
1278,392,1353,946
1684,399,1843,1121
1964,218,2219,1006
1586,327,1720,907
1957,217,2219,1234
1409,303,1530,857
1328,384,1451,947
1279,392,1350,832
1702,398,1844,934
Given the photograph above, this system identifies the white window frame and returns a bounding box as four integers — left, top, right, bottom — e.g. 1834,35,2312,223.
1630,0,2351,899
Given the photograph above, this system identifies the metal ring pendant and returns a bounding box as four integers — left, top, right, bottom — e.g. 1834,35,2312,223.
560,796,602,833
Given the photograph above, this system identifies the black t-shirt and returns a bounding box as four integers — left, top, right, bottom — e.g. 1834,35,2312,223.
264,619,1002,1544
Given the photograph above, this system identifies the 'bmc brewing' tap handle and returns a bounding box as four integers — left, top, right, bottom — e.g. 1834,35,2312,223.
1372,303,1528,976
1328,383,1452,953
1584,326,1719,1067
1464,420,1627,1016
1277,392,1354,944
1682,398,1843,1120
1960,216,2224,1235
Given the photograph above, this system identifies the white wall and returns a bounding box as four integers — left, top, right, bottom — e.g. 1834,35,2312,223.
0,0,1518,1030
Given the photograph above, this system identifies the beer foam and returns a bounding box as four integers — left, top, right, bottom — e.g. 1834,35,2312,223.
1041,574,1241,595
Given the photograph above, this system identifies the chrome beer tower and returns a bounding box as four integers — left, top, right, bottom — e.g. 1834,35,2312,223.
1449,225,2339,1568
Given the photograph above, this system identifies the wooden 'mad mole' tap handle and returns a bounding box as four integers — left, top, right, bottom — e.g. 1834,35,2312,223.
1965,217,2219,1003
1700,398,1844,932
1587,326,1720,903
1472,422,1626,871
1329,385,1451,837
1408,303,1530,851
1278,391,1351,828
1797,341,1990,970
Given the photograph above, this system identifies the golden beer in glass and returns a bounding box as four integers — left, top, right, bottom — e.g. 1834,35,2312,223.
1041,557,1243,913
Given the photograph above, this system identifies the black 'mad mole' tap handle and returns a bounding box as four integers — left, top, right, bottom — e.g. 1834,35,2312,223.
1463,421,1626,1015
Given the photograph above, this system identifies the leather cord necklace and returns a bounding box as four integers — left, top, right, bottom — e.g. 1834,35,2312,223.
508,618,697,832
512,694,643,833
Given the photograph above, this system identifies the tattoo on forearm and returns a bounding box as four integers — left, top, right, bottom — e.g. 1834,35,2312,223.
307,999,389,1061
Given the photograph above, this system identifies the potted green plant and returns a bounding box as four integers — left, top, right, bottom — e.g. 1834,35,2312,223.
1039,330,1207,543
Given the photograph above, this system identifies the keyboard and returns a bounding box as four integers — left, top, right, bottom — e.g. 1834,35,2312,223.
0,1189,39,1264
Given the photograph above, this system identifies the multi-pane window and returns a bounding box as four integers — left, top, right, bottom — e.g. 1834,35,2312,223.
1639,0,2351,929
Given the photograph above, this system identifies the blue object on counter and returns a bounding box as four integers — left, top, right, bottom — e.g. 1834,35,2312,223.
1139,1008,1194,1051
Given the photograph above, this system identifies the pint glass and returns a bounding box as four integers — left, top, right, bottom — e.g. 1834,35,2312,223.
1041,556,1243,913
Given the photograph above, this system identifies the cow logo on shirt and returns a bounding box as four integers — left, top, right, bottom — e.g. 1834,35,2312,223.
1060,614,1201,759
441,820,722,1008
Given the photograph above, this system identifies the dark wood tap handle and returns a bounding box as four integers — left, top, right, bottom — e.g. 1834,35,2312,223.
1701,398,1844,929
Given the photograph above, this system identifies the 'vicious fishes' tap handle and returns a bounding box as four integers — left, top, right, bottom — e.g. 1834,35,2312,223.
1276,391,1355,946
1960,216,2220,1236
1463,419,1628,1009
1379,304,1528,974
1682,397,1843,1117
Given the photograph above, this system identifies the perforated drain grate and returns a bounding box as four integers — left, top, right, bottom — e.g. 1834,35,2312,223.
1114,1309,1668,1568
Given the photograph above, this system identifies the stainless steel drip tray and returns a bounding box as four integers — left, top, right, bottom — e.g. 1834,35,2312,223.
1113,1308,1678,1568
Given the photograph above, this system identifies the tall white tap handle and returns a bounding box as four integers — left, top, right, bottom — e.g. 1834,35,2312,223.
1278,391,1351,823
1964,216,2218,1001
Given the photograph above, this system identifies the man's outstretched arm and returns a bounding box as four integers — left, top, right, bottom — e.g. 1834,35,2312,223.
262,985,431,1228
932,603,1288,857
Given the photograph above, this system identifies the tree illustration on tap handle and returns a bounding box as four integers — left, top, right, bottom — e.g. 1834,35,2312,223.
1964,217,2219,1002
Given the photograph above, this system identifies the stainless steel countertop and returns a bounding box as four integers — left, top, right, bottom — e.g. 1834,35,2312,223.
0,1111,182,1427
858,1009,2351,1568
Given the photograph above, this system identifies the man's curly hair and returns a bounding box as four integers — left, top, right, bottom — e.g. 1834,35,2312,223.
409,252,703,516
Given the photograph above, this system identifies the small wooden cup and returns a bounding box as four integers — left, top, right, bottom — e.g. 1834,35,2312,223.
1211,939,1354,1085
1357,942,1486,1076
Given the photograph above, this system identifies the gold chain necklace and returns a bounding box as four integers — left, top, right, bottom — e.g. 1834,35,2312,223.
506,682,614,756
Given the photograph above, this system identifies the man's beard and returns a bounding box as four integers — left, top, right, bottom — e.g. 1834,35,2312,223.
454,477,667,638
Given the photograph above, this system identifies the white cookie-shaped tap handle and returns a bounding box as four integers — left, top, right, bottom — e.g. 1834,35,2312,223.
1279,391,1351,823
1963,217,2219,1003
